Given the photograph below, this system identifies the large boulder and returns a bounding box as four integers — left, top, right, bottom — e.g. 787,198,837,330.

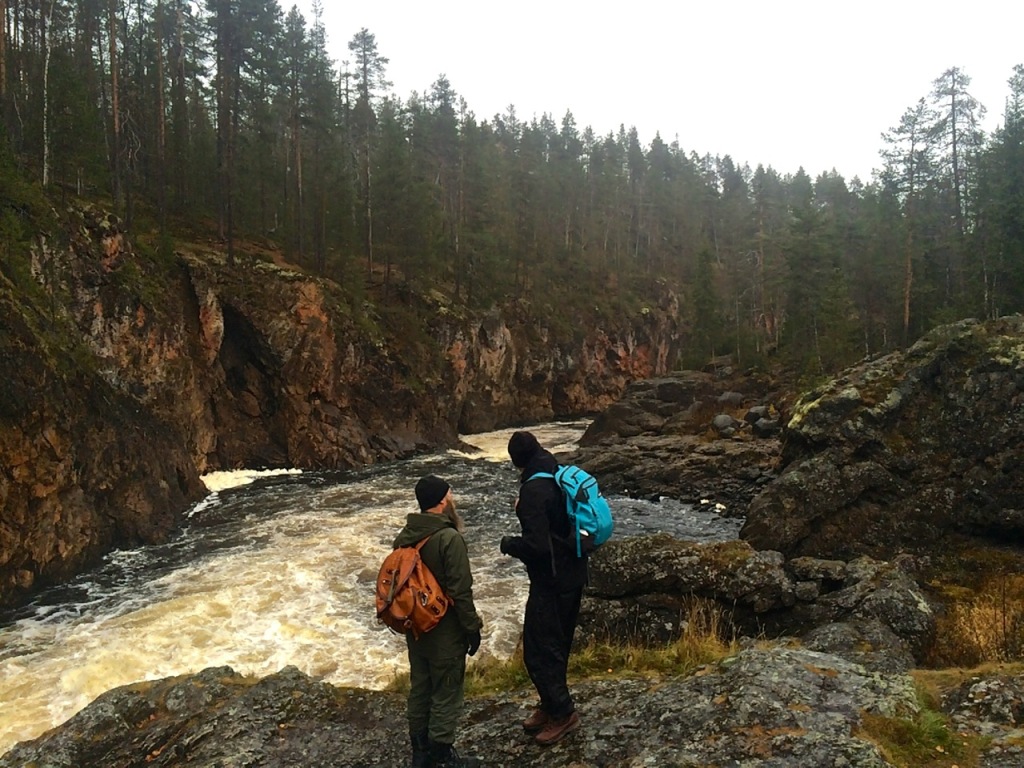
572,369,784,511
741,316,1024,560
578,535,936,663
776,556,937,663
581,534,796,635
575,432,781,511
944,674,1024,764
579,371,720,441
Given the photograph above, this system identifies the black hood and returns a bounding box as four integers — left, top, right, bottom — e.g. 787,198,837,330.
518,448,559,482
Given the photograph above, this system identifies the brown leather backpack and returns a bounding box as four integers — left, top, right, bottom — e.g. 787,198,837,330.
375,536,451,638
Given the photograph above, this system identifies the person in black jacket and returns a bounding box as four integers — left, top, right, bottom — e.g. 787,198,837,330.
500,431,586,747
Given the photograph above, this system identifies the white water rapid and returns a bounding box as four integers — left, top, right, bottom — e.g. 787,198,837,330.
0,421,741,755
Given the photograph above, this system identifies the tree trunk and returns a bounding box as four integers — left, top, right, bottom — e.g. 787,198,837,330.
108,0,122,211
902,230,913,346
214,0,234,265
41,0,54,185
155,0,167,228
294,108,303,259
0,0,7,101
172,0,187,208
364,126,372,282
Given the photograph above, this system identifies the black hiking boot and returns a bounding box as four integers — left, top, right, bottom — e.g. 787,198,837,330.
428,740,481,767
410,731,430,768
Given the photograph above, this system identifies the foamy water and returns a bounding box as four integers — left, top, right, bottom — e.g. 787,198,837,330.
0,421,741,754
200,467,303,493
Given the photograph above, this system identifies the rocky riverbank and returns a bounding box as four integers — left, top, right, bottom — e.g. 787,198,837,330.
0,650,924,768
742,316,1024,561
5,533,1024,767
571,369,786,512
572,316,1024,569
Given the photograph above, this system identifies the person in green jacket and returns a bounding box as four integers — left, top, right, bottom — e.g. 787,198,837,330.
394,475,484,768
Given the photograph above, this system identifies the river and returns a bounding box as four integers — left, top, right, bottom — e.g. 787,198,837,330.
0,421,741,755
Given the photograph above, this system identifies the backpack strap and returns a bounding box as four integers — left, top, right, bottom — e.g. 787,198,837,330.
527,469,586,557
396,535,433,552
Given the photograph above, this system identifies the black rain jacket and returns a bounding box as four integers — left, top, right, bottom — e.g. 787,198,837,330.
502,448,588,592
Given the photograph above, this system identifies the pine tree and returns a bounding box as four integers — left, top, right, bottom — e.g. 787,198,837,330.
373,95,417,295
457,108,503,307
973,64,1024,317
424,75,462,298
690,246,721,365
347,27,389,283
780,168,832,374
554,110,584,266
305,0,338,274
234,0,283,241
880,98,937,344
206,0,242,264
929,67,987,308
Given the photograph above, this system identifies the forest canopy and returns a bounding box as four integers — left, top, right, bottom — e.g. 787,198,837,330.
1,1,1022,378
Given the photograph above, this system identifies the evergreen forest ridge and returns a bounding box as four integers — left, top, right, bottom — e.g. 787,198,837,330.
0,4,1021,376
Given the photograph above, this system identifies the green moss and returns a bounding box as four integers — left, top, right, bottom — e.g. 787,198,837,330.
858,680,988,767
860,707,986,767
703,539,756,570
787,386,828,430
989,336,1024,368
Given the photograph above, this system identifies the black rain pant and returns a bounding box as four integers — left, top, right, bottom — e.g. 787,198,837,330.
522,582,583,719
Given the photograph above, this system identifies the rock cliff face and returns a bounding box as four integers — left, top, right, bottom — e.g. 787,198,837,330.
740,316,1024,560
0,206,681,608
0,283,203,600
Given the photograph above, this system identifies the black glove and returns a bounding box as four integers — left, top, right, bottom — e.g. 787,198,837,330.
467,630,481,657
500,536,514,555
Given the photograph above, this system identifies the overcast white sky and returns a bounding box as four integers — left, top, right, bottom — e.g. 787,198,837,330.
292,0,1021,182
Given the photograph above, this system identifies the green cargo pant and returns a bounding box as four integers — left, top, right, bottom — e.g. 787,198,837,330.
406,647,467,744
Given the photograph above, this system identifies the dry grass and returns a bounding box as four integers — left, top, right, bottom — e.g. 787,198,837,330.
570,597,737,679
912,663,1024,707
859,709,986,768
929,572,1024,667
384,599,737,696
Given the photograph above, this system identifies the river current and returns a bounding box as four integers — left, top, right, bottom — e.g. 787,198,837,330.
0,421,741,754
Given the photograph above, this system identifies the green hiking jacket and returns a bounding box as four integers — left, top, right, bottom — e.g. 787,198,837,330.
393,513,483,658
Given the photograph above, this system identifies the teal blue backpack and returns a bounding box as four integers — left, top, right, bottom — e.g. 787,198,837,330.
528,465,614,556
